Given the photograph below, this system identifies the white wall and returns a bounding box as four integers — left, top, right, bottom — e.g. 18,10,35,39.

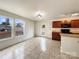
25,20,34,39
0,9,34,50
35,20,52,39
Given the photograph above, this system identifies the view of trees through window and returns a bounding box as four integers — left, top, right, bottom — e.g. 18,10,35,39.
15,19,24,36
0,16,24,39
0,16,12,39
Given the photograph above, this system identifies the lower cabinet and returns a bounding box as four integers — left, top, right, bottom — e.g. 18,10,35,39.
52,32,61,41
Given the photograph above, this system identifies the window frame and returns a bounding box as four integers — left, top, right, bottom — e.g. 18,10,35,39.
0,15,14,40
0,15,25,40
14,19,25,37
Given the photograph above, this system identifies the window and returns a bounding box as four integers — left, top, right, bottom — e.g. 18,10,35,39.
0,16,25,39
0,16,12,39
15,19,24,36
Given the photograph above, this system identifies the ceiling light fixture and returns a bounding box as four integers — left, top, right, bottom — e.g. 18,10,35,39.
35,10,46,19
59,13,79,18
71,13,79,16
36,13,42,18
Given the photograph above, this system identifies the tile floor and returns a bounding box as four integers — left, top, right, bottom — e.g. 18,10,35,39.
0,37,79,59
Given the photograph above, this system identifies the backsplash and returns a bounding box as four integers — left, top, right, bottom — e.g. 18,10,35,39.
52,28,79,34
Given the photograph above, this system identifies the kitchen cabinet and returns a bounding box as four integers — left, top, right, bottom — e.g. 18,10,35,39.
53,21,61,28
71,20,79,28
52,32,61,41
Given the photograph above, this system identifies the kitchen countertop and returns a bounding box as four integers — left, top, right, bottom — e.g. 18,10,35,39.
60,33,79,38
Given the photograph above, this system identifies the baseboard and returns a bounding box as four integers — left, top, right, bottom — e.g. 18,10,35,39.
0,37,34,51
35,36,52,39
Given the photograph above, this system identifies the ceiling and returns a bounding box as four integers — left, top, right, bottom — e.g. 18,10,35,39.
0,0,79,21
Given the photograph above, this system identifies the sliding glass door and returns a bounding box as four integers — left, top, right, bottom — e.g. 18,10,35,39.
15,19,24,36
0,16,13,39
0,16,25,39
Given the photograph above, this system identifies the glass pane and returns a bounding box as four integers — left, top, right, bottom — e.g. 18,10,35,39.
15,19,24,36
0,16,12,39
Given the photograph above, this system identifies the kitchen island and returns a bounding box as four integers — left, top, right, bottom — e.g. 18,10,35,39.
61,33,79,57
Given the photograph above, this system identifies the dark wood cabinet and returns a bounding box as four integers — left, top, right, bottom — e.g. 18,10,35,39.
52,32,61,41
53,19,79,28
71,20,79,28
52,21,61,41
53,21,61,28
52,19,79,41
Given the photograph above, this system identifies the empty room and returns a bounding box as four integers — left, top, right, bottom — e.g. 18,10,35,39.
0,0,79,59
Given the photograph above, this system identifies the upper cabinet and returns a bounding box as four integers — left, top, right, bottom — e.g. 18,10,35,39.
71,19,79,28
53,19,79,28
53,21,61,28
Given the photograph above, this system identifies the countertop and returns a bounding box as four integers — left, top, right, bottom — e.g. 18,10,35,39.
60,33,79,38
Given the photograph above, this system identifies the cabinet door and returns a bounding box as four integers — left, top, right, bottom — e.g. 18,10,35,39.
52,32,61,41
52,21,61,28
71,20,79,28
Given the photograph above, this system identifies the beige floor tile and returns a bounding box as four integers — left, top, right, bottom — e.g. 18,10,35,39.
0,37,79,59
